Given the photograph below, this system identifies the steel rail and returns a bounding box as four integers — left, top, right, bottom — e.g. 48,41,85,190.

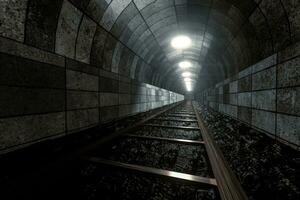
192,102,248,200
172,112,195,114
152,118,198,122
122,134,205,145
143,124,200,130
85,157,218,186
165,114,196,118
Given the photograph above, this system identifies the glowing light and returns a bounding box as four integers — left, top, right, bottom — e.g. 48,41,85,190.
171,35,191,49
185,81,192,91
182,72,192,77
184,78,193,82
179,61,192,69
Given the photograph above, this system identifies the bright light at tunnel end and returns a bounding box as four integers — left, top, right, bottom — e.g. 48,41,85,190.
171,35,191,49
185,81,192,92
182,72,192,78
181,72,193,92
179,61,192,69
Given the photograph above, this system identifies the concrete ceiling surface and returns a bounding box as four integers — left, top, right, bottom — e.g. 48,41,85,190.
1,0,299,93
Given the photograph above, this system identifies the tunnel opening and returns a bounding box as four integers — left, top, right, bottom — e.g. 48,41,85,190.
0,0,299,199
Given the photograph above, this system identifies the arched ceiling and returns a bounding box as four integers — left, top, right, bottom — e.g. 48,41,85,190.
2,0,299,93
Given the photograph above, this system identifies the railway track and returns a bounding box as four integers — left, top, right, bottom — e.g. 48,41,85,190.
80,101,248,200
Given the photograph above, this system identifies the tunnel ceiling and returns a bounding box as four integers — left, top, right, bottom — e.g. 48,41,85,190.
3,0,298,94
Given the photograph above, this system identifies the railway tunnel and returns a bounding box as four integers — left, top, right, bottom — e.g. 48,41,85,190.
0,0,299,199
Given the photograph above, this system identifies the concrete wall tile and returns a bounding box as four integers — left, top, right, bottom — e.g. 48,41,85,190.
25,0,63,51
277,114,300,145
252,90,276,111
99,77,119,93
238,76,252,92
229,94,238,105
0,53,65,89
252,66,276,90
229,81,238,93
66,58,98,75
278,56,300,87
278,41,300,62
55,0,83,58
238,92,251,107
277,87,300,116
0,86,65,117
67,108,99,131
67,70,99,91
238,106,252,123
238,66,252,79
119,94,131,105
67,91,98,110
100,0,131,31
75,15,97,63
0,37,65,67
252,54,277,73
0,0,27,41
0,112,65,150
100,93,119,107
252,109,275,134
100,106,118,123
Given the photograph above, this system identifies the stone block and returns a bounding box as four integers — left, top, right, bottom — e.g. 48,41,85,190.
277,114,300,145
238,76,251,92
119,81,131,94
86,0,110,24
75,15,97,63
67,108,99,131
278,41,300,62
67,70,99,91
0,112,65,150
119,94,131,105
229,94,238,105
238,66,252,79
252,109,275,134
100,0,131,30
100,106,118,123
118,104,133,117
278,56,300,87
0,53,65,88
277,87,300,116
67,91,98,110
238,106,252,123
0,86,65,117
238,92,251,107
0,37,65,67
252,66,276,90
229,81,238,93
99,68,119,80
218,86,223,94
99,77,119,93
25,0,63,51
100,93,119,107
252,90,276,111
252,54,277,73
66,58,98,75
55,0,83,58
0,0,27,41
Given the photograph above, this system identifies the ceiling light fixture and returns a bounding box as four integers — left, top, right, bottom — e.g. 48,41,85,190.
182,72,192,77
184,78,193,82
179,61,192,69
171,35,191,49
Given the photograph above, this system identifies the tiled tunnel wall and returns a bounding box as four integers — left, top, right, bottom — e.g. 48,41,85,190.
0,39,184,153
0,0,184,154
196,42,300,149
